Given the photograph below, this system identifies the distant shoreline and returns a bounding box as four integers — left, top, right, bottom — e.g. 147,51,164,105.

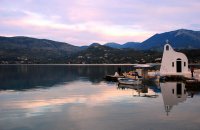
0,63,160,66
0,63,200,66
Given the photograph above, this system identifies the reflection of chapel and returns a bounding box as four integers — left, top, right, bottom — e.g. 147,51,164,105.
160,43,189,75
160,82,187,116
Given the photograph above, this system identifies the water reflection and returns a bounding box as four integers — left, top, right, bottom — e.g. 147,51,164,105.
1,65,200,130
118,83,159,98
117,80,200,117
0,81,135,119
160,81,200,116
160,82,187,116
0,65,127,91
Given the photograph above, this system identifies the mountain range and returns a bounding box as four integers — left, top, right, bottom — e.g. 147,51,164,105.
0,36,80,53
69,43,161,64
104,42,141,49
0,36,81,63
103,29,200,50
0,29,200,64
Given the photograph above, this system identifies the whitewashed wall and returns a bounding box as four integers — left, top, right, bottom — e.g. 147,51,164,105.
160,44,189,75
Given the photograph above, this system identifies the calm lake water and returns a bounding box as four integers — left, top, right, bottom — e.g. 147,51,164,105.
0,65,200,130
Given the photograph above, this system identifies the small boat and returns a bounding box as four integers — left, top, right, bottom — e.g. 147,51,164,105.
118,78,142,85
104,72,124,82
123,72,143,80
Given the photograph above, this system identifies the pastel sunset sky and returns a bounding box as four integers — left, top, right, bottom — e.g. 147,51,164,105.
0,0,199,46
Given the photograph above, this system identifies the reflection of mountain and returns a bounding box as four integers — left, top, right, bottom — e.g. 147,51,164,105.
160,82,187,116
0,65,124,91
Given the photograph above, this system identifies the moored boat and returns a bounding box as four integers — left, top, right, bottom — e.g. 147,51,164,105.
104,72,124,81
123,71,143,80
118,78,142,85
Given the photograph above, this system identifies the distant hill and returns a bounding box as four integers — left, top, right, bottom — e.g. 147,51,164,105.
104,42,122,48
80,45,89,50
140,29,200,50
69,44,200,64
80,43,102,50
0,36,80,53
1,29,200,64
89,43,102,47
104,42,141,49
122,42,141,49
69,44,162,64
104,29,200,50
0,36,80,63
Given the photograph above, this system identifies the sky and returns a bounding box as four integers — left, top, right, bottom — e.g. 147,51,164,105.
0,0,200,46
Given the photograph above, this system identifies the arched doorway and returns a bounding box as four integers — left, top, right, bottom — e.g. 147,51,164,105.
176,58,182,73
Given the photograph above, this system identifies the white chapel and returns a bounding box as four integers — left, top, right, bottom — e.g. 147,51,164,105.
160,43,189,75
